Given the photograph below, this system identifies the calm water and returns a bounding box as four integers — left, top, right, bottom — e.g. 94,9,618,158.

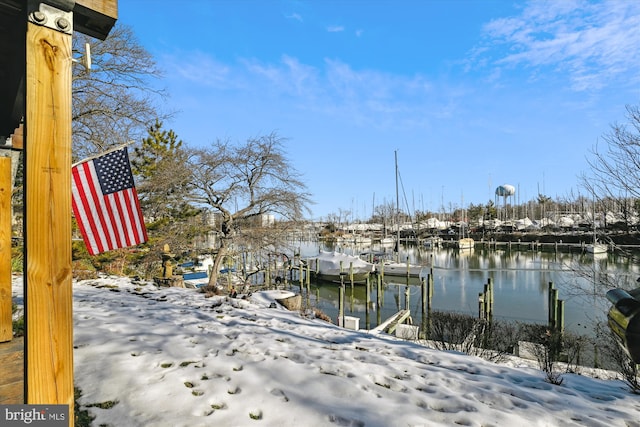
288,239,640,337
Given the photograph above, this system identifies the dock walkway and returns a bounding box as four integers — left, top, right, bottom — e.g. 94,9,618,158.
369,310,412,335
0,337,24,404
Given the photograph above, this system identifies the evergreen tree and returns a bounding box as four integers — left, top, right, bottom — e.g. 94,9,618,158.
131,120,203,277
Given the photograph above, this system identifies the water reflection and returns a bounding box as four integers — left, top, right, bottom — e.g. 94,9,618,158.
290,239,640,337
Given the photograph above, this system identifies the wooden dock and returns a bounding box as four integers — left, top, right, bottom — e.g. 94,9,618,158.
0,337,24,404
439,238,622,254
370,310,412,335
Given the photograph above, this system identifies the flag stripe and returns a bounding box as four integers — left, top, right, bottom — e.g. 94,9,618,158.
105,192,125,249
126,187,147,243
83,161,116,252
122,189,140,244
71,169,100,255
131,187,148,242
72,163,105,254
71,147,147,255
85,161,116,251
114,191,131,247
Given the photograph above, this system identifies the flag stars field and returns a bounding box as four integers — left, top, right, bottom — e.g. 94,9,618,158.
71,146,147,255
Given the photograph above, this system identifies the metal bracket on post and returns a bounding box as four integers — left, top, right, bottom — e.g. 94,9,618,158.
27,1,75,35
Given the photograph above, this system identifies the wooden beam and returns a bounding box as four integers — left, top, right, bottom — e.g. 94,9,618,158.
25,17,73,415
74,0,118,40
0,1,26,138
0,1,118,39
0,155,12,342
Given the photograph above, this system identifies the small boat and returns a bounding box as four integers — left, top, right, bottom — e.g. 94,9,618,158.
306,251,375,284
179,257,213,288
361,251,423,278
376,260,424,278
380,236,395,246
587,194,608,255
182,271,210,289
353,235,372,245
457,237,475,250
586,242,608,254
423,235,443,249
456,201,474,250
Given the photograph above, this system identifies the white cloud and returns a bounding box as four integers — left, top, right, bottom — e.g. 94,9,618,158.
163,49,457,133
164,51,235,89
286,12,303,22
479,0,640,91
327,25,345,33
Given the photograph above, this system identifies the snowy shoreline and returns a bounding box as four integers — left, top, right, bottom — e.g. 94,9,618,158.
11,275,640,426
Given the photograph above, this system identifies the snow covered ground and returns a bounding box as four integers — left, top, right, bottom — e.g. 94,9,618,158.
11,275,640,426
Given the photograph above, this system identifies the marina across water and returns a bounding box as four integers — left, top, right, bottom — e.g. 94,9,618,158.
287,239,640,341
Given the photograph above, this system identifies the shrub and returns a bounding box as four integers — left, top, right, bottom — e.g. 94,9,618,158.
423,311,519,363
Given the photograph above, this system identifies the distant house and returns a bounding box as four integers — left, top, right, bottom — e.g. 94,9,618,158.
260,214,275,227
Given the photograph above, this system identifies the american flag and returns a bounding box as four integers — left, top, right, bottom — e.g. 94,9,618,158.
71,147,148,255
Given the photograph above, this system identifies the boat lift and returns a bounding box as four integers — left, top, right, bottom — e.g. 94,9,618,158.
606,287,640,364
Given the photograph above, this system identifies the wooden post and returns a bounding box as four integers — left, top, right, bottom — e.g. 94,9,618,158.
0,155,12,342
489,281,493,319
298,260,303,285
283,255,289,287
406,255,410,277
429,268,434,297
305,271,310,298
25,14,74,409
404,284,410,311
338,280,344,327
0,0,117,416
548,282,555,326
421,276,426,316
365,275,370,330
483,284,489,319
420,276,426,339
557,299,565,333
427,273,433,311
550,288,558,329
376,273,382,325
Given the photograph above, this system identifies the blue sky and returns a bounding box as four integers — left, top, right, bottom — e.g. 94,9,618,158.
118,1,640,220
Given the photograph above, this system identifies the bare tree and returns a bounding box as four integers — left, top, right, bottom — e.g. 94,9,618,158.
187,133,312,286
373,201,395,223
582,105,640,201
72,24,172,160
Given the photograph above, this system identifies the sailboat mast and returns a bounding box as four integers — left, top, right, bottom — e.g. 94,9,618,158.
395,150,400,261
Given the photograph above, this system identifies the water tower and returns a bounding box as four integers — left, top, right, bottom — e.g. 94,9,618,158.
495,184,516,221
